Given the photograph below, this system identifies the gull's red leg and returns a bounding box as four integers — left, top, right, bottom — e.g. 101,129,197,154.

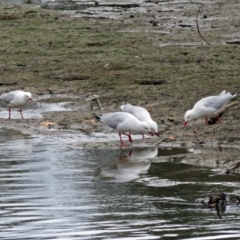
8,108,11,119
128,149,133,157
119,132,128,147
128,132,133,142
122,132,133,143
205,117,208,125
19,109,24,119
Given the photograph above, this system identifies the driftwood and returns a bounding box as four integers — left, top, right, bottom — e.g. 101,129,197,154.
207,102,239,125
85,95,103,110
226,161,240,174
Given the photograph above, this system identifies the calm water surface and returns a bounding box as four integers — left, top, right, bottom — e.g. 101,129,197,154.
0,129,240,240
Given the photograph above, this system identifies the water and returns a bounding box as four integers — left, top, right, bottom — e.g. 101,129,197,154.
1,0,154,20
0,128,240,240
0,1,240,238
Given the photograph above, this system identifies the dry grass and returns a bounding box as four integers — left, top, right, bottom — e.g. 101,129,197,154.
0,2,239,117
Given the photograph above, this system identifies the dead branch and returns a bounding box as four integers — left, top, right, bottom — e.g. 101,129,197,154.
207,101,239,125
225,101,239,109
196,5,211,45
226,161,240,174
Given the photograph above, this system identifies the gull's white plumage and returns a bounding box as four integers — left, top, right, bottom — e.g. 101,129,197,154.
184,90,237,126
94,112,151,146
0,90,32,119
120,102,159,136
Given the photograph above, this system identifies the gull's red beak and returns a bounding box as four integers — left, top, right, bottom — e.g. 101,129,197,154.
155,132,160,137
149,132,154,136
29,97,32,101
183,121,188,127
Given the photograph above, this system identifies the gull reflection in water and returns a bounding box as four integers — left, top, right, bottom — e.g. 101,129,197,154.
97,147,158,182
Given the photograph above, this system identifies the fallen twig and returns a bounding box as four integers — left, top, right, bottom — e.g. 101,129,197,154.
96,98,103,110
86,95,103,110
208,102,239,125
0,82,17,86
226,161,240,174
224,101,239,109
155,137,169,146
196,5,211,45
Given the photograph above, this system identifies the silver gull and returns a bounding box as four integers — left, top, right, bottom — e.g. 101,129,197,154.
94,112,151,146
184,90,237,126
120,102,159,137
0,90,32,119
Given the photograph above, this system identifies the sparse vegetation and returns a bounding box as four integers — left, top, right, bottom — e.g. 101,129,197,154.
0,2,239,168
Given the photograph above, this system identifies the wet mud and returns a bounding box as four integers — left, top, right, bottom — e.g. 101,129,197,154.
0,1,240,174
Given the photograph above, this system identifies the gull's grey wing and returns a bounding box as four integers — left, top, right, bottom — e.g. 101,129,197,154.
0,92,15,104
94,112,128,129
196,95,232,111
101,112,129,129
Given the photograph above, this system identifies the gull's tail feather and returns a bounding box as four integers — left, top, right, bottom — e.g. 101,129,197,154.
120,102,130,111
231,90,238,99
219,90,226,95
93,113,103,123
219,90,237,99
120,103,124,111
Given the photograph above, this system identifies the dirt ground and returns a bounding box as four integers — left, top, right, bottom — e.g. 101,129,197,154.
0,1,240,173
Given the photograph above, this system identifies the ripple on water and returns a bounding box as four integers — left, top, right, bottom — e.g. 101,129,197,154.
0,129,240,239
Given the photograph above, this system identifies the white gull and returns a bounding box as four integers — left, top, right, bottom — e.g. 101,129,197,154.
120,102,159,136
0,90,32,119
93,112,151,147
184,90,237,126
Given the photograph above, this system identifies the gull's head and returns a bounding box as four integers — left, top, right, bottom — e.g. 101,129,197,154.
24,92,32,101
184,110,194,127
149,120,159,136
120,102,130,112
140,121,151,134
120,105,124,111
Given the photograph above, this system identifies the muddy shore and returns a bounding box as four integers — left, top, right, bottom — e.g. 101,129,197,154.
0,1,239,173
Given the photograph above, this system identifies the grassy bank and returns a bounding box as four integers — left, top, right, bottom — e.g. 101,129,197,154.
0,3,239,119
0,2,239,170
